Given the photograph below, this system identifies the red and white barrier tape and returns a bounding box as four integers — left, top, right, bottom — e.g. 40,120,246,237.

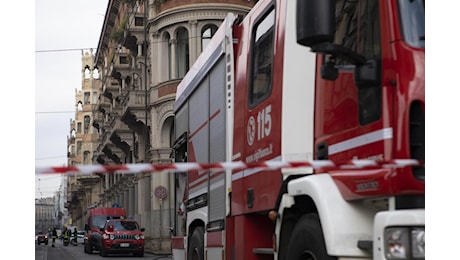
35,159,424,175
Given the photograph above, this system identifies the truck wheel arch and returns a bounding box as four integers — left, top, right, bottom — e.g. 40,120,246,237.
279,174,375,257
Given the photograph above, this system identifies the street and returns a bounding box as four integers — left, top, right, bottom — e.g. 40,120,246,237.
35,239,172,260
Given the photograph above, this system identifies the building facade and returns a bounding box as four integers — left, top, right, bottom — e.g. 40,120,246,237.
35,197,56,231
66,0,255,252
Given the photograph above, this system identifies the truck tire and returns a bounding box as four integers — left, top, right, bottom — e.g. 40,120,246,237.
187,226,204,260
285,213,337,260
85,240,93,254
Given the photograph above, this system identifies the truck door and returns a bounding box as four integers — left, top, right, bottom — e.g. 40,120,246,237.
313,0,387,161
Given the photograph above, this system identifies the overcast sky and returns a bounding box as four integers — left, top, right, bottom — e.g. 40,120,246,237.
35,0,109,198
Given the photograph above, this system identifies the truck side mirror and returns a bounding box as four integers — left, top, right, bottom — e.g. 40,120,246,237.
296,0,335,47
84,224,89,231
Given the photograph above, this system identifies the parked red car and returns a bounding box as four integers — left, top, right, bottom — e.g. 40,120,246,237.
97,219,145,257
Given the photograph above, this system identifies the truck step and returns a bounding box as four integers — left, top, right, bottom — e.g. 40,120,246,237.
252,248,274,254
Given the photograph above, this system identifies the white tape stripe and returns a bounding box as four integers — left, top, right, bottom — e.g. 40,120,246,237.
328,128,393,155
77,165,107,174
35,158,422,175
383,159,420,168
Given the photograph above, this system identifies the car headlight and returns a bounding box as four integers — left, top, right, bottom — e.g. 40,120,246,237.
110,234,115,240
134,234,145,240
384,227,425,259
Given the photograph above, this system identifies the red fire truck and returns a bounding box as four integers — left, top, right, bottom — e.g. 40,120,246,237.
84,205,127,254
171,0,424,259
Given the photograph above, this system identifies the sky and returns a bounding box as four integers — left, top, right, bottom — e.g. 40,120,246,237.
34,0,109,199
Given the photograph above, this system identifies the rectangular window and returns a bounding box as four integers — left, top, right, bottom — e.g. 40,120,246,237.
334,0,382,125
135,16,144,27
84,92,90,104
93,92,98,104
249,7,275,108
334,0,381,65
77,141,82,155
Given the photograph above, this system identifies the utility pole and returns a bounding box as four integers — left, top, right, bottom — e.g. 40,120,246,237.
143,0,149,163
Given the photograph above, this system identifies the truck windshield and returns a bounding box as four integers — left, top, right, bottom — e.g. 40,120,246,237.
92,216,123,229
398,0,425,48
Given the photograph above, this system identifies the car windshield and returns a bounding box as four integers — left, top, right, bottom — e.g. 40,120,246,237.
398,0,424,48
106,221,139,231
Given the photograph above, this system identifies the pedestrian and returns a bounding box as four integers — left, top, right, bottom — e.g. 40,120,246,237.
72,227,78,246
63,227,70,246
52,227,57,247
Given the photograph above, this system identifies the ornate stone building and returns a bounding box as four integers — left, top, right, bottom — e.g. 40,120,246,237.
66,49,103,229
66,0,255,253
35,197,56,231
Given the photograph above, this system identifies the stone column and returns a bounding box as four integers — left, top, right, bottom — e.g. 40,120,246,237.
169,39,177,79
189,20,198,65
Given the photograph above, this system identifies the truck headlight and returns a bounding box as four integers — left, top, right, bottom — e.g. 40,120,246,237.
384,227,424,259
411,228,425,258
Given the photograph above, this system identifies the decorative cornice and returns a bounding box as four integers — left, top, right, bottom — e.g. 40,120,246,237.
151,4,251,32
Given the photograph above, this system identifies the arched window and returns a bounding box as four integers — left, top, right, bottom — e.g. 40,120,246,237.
84,66,91,79
77,101,83,111
176,27,189,78
201,24,218,52
93,67,100,79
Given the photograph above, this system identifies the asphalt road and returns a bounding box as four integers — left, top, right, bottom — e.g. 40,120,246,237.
35,239,172,260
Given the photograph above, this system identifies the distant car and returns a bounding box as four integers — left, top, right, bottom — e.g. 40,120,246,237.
36,230,49,245
77,230,85,244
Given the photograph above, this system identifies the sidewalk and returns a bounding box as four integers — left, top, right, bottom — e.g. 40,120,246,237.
146,251,173,259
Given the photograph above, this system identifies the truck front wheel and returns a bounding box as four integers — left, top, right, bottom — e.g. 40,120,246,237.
85,240,93,254
285,213,337,260
187,226,204,260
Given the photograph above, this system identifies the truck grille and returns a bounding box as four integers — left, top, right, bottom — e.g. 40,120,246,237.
114,234,136,240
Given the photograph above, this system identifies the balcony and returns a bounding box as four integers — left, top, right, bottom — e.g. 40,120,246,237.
120,90,148,135
109,117,134,158
102,143,124,164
